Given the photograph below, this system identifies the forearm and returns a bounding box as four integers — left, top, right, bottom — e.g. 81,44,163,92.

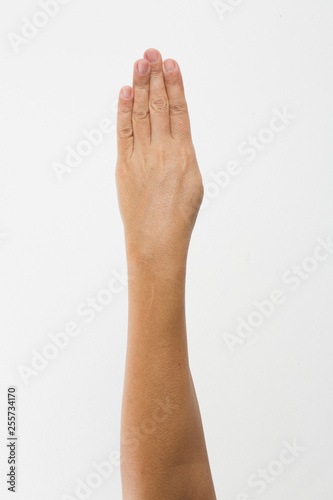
121,256,216,500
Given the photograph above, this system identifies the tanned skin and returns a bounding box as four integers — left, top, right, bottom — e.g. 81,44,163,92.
116,48,216,500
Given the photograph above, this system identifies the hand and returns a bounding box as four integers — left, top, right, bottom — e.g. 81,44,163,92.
116,49,203,267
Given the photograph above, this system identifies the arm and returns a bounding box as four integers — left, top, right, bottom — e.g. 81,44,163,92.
116,48,216,500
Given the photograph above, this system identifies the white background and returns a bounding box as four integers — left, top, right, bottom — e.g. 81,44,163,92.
1,0,333,499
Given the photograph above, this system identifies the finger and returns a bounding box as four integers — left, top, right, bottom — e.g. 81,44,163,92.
163,59,191,140
132,59,151,151
117,86,134,158
144,48,171,140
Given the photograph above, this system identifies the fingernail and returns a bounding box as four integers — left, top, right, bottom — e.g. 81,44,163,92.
137,60,149,75
121,86,132,99
164,59,176,73
145,48,159,63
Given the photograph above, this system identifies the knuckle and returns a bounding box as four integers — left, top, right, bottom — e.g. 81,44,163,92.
165,74,183,87
133,110,150,122
119,106,132,115
169,101,188,116
134,80,149,90
151,97,169,112
118,127,133,139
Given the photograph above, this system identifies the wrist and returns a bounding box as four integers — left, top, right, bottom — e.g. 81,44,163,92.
126,246,188,282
